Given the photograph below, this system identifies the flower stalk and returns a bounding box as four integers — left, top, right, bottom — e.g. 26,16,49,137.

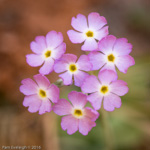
101,109,114,150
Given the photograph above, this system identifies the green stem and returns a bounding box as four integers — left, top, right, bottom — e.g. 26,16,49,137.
101,109,114,150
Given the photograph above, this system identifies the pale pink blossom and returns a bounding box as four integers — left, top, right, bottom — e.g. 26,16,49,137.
20,74,59,114
54,54,92,87
26,31,66,75
81,70,128,111
53,91,99,135
67,12,108,51
88,35,135,73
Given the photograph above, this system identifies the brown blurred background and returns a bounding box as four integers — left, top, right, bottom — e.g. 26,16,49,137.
0,0,150,150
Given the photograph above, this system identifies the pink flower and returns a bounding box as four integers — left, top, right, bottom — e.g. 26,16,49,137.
81,70,129,111
54,54,92,87
67,12,108,51
53,91,99,135
88,35,135,73
26,31,66,75
19,74,59,114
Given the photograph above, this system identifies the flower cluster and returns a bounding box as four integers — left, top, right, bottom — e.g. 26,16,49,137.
20,12,135,135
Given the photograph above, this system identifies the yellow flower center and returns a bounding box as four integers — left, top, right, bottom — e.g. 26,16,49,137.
86,31,94,37
73,109,83,118
45,50,51,58
100,85,109,94
107,54,115,62
39,89,47,98
69,64,77,73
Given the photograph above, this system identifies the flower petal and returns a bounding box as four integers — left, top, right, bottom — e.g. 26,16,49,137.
60,54,77,63
115,55,135,73
71,14,88,32
26,54,44,67
88,12,107,31
61,115,78,135
94,26,109,41
33,74,50,88
39,100,52,115
77,55,92,71
81,75,100,93
110,80,128,96
59,71,72,85
23,95,42,113
52,43,66,60
103,93,122,111
35,36,47,50
113,38,132,56
79,117,96,135
39,58,54,75
88,52,106,70
87,92,103,110
54,60,68,73
84,107,99,121
74,71,89,87
98,70,117,85
67,30,85,43
46,31,63,49
81,38,98,51
30,41,43,54
20,78,38,95
98,35,116,54
68,91,87,108
47,84,59,103
100,63,116,73
53,99,72,116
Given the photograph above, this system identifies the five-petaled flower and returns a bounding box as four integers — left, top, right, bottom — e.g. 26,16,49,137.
54,54,92,87
20,74,59,114
67,12,108,51
81,70,129,111
88,35,135,73
53,91,99,135
26,31,66,75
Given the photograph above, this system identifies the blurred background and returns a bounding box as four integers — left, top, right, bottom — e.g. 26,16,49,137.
0,0,150,149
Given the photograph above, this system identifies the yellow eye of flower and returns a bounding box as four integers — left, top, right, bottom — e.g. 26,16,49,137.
69,64,77,72
45,50,51,58
107,54,115,62
100,86,109,94
86,31,94,37
39,89,47,98
74,109,83,118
